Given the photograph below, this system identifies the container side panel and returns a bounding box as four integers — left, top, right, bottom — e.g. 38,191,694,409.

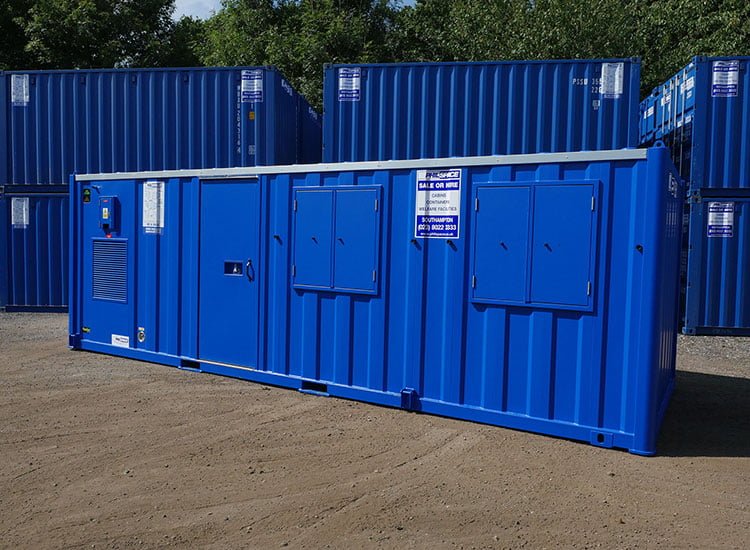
3,67,311,185
685,196,750,332
323,59,640,162
3,193,68,309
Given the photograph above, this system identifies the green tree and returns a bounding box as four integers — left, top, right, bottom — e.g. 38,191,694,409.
20,0,181,68
635,0,750,94
200,0,401,109
390,0,531,62
0,0,34,69
161,16,207,67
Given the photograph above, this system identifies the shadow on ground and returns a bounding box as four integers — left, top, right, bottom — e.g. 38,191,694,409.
658,370,750,457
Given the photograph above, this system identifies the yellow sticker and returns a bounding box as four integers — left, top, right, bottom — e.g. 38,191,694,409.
249,111,255,121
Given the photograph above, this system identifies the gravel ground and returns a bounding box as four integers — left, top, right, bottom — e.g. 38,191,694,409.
0,313,748,549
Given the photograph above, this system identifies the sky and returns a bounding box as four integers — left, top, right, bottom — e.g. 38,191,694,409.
173,0,415,20
173,0,222,20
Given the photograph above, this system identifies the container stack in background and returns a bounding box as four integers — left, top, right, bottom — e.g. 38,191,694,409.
323,58,642,161
0,66,321,311
640,56,750,335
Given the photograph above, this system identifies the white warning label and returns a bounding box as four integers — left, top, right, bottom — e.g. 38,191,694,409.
241,70,263,103
111,334,130,348
11,197,29,228
601,63,624,98
707,202,734,237
11,74,29,106
712,61,739,97
142,181,165,234
338,68,361,101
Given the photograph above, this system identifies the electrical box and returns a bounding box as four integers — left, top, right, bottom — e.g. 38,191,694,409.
99,196,118,233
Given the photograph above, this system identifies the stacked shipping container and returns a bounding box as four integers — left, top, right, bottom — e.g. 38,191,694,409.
640,56,750,334
323,58,642,162
0,66,321,310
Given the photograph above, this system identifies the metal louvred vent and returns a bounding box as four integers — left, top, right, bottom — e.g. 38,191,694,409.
92,240,128,303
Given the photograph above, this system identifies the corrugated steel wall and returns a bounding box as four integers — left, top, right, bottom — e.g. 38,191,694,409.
1,66,321,310
1,66,316,185
323,59,641,162
69,147,683,454
640,57,750,334
0,191,68,310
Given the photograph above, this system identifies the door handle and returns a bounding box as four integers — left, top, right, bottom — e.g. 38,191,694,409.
245,259,255,282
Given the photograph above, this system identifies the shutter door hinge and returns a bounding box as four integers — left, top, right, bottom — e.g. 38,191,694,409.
591,196,596,211
474,198,479,211
293,199,298,211
292,264,296,277
472,275,477,288
372,270,377,282
374,199,379,211
587,281,592,296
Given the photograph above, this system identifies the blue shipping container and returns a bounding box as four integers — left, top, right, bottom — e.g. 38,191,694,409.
1,66,321,310
0,189,68,310
1,66,320,184
69,147,682,455
323,59,641,162
639,56,750,334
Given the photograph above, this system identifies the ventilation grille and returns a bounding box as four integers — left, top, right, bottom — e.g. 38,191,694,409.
92,240,128,303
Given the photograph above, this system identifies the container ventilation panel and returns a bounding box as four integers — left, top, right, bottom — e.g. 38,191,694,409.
92,240,128,303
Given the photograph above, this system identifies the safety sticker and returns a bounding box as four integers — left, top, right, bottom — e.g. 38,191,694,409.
415,169,461,238
712,61,739,98
11,197,29,228
111,334,130,348
11,74,29,106
338,68,361,101
143,181,165,234
680,76,695,94
707,202,734,237
241,70,263,103
601,63,624,98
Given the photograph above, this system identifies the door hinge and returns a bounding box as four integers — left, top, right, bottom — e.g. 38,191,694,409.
374,199,379,212
292,264,296,277
474,198,479,211
372,270,377,282
293,199,298,211
587,281,592,296
591,196,596,211
472,275,477,288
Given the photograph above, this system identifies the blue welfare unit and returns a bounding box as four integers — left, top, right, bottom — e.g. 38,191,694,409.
640,56,750,334
323,58,642,162
70,147,682,456
0,66,321,311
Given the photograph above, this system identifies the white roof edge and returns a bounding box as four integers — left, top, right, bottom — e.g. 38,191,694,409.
75,149,648,182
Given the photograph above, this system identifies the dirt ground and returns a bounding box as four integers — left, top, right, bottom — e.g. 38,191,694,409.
0,313,748,549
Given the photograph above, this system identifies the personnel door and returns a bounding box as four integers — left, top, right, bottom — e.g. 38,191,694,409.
198,180,260,367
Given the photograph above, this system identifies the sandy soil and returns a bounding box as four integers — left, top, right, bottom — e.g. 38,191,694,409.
0,313,748,549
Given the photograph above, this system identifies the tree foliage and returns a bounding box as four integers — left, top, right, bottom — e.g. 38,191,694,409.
0,0,34,70
200,0,399,109
2,0,749,107
7,0,203,69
